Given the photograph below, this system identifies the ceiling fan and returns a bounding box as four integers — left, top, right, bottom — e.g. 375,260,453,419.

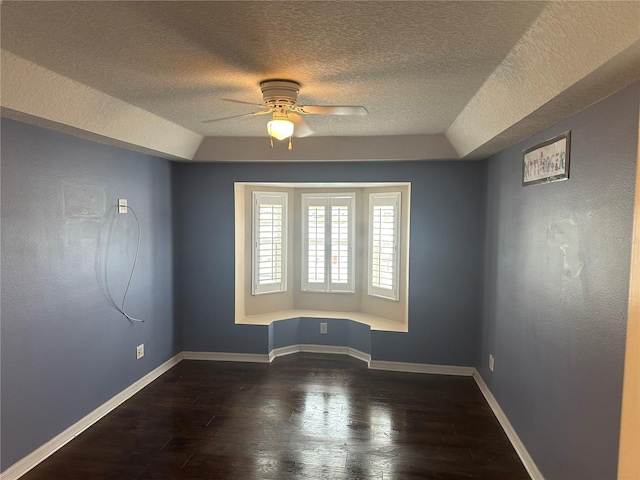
203,80,368,149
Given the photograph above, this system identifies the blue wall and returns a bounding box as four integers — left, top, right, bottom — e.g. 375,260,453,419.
270,318,372,354
0,119,178,470
3,83,638,479
173,160,486,366
479,83,639,479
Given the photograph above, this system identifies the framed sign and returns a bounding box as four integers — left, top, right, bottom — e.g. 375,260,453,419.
522,131,571,186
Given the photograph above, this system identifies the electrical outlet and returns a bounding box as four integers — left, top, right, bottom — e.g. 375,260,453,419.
489,354,495,372
136,344,144,359
118,198,128,214
320,322,327,334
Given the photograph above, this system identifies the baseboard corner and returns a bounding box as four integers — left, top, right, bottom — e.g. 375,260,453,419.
268,344,371,365
0,352,182,480
472,369,544,480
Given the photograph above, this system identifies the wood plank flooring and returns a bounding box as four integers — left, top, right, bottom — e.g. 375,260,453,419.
21,354,530,479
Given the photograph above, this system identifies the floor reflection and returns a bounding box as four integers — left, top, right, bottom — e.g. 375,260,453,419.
295,385,351,476
300,387,351,439
20,355,532,480
369,404,393,447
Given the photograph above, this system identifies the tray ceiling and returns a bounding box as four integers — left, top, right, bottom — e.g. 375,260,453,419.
1,1,639,161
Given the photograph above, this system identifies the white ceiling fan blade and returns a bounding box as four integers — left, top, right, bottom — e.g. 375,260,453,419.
202,110,270,123
221,98,269,109
290,113,314,137
295,105,368,116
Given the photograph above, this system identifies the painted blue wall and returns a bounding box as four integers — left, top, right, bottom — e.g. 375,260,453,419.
270,318,372,354
173,160,486,366
0,119,178,470
479,83,639,479
270,318,301,350
5,84,637,479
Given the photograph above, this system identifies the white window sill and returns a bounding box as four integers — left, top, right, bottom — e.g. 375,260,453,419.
236,309,408,332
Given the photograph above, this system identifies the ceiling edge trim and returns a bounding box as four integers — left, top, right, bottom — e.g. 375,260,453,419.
0,49,203,160
446,2,640,159
192,134,460,162
461,48,640,161
1,108,192,161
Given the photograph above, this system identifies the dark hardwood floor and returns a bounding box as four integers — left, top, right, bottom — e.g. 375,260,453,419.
21,354,529,479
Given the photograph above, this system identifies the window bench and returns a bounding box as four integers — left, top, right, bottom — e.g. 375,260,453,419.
237,309,408,332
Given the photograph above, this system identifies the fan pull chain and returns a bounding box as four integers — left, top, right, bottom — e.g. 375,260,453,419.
288,137,292,150
270,137,274,148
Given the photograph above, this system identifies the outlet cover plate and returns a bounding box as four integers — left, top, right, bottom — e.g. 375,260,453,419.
320,322,327,334
118,198,128,214
136,344,144,359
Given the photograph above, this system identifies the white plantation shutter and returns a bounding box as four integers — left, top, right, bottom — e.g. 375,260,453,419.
307,204,325,285
369,192,400,301
252,192,287,295
302,194,354,293
331,204,349,285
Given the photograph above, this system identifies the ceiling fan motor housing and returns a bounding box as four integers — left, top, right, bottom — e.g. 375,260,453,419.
260,80,300,107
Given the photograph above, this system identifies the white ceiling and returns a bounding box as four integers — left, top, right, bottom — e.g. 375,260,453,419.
1,1,639,162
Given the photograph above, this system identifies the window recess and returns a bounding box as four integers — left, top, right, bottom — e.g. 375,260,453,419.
252,192,287,295
368,192,400,301
302,193,355,293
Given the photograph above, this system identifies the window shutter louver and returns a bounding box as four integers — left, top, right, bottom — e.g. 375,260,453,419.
302,193,355,293
369,192,400,301
252,192,287,295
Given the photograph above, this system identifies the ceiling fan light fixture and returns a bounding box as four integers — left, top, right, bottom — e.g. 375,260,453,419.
267,119,294,140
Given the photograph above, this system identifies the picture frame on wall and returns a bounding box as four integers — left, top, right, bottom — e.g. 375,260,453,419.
522,131,571,186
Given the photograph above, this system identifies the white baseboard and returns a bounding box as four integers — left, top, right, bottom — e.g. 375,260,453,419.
0,352,183,480
364,361,541,480
182,351,270,363
369,359,475,376
472,370,544,480
269,344,303,361
346,347,372,365
2,350,538,480
268,344,371,365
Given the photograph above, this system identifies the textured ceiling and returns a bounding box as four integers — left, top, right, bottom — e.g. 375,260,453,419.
1,1,639,161
1,1,545,137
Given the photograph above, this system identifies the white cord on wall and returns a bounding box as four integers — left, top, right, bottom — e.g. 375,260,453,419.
107,203,144,323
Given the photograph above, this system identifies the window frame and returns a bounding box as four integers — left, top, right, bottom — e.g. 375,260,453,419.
368,192,401,301
252,191,287,295
301,192,356,294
